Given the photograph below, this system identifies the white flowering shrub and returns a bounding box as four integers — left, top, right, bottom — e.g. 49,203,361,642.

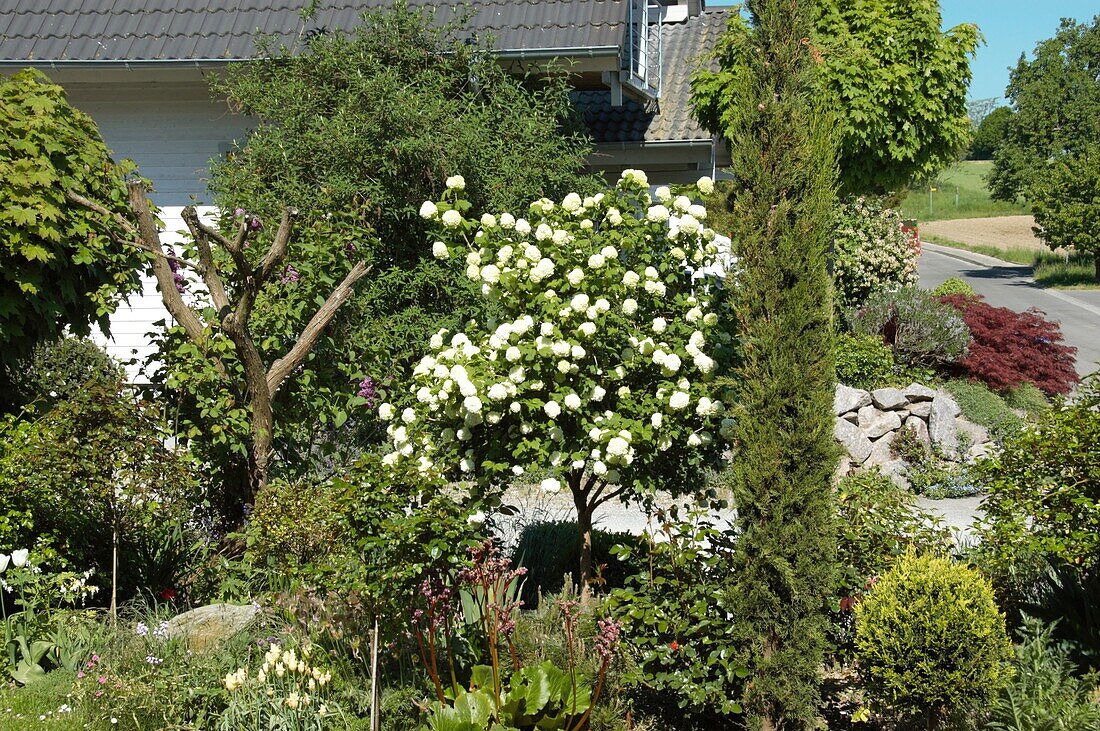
832,198,919,308
380,170,735,582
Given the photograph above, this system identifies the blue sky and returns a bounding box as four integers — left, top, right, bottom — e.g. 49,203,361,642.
708,1,1099,102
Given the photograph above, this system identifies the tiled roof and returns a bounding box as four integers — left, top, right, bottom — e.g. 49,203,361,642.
0,0,630,64
573,8,730,144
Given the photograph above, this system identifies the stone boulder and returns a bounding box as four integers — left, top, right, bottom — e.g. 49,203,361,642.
834,418,872,464
929,394,961,453
903,383,937,402
834,384,871,416
902,415,932,451
866,431,898,467
871,387,908,411
857,406,903,439
166,603,259,652
907,401,932,420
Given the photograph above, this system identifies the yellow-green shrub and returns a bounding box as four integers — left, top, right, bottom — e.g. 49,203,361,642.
854,551,1013,727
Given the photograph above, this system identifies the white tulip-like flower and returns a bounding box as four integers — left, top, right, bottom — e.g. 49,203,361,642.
654,186,672,202
540,477,562,494
432,241,449,259
0,554,8,573
419,201,438,219
646,205,670,223
441,209,463,227
697,176,714,195
669,391,690,410
402,408,416,424
379,403,395,420
535,223,553,241
652,317,667,333
622,298,638,315
567,268,584,286
564,393,582,410
446,174,466,190
544,401,561,419
11,548,29,568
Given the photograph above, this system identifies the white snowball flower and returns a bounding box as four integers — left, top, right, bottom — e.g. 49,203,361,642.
697,176,714,195
644,266,659,279
566,268,584,286
688,204,708,219
579,322,596,337
679,214,700,234
480,213,497,228
544,401,561,419
499,212,516,228
564,393,582,410
379,403,395,421
652,317,667,333
552,341,570,357
687,433,702,447
460,457,475,472
441,209,462,227
515,218,532,236
535,223,553,241
571,293,590,310
622,298,638,315
540,478,562,494
623,271,640,288
480,264,501,283
588,253,606,269
571,344,586,359
401,408,416,424
590,386,606,402
651,413,663,428
704,312,719,326
589,426,604,441
646,205,670,223
429,332,445,349
530,258,555,282
557,360,572,373
419,201,438,219
593,461,608,476
669,391,690,410
463,396,483,413
432,241,449,259
488,383,509,401
505,346,522,362
673,195,692,212
607,208,623,226
686,306,703,323
446,174,466,190
552,229,571,245
457,427,472,441
663,353,681,372
654,186,672,202
496,244,514,263
562,192,582,212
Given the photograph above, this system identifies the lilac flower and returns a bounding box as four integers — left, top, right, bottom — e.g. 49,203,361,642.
135,622,149,638
281,265,300,284
165,247,187,294
357,377,376,408
153,621,170,641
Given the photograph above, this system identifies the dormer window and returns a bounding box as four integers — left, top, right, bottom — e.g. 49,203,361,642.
622,0,662,98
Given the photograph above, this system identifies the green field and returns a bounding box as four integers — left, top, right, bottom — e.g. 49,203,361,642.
898,161,1030,222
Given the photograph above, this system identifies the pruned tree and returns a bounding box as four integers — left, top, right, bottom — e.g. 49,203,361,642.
68,182,369,506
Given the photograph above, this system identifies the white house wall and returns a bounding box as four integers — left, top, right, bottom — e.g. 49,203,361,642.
57,74,251,381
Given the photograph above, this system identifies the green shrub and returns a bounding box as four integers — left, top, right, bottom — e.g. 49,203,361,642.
931,277,976,298
975,376,1100,588
1017,561,1100,673
2,336,124,412
985,618,1100,731
1001,383,1050,417
854,551,1014,728
513,521,647,608
944,378,1026,442
848,287,970,367
832,197,920,308
835,332,896,389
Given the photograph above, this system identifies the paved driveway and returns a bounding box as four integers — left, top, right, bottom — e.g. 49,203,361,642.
919,242,1100,377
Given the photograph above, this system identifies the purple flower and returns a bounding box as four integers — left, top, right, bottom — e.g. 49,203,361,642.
281,265,300,284
234,207,246,217
249,216,263,231
135,622,149,638
595,618,621,663
357,377,376,408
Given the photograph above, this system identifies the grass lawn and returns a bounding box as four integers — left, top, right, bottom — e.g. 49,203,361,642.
899,161,1030,222
0,672,95,730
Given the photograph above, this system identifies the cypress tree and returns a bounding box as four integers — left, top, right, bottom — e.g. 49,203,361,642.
695,0,839,727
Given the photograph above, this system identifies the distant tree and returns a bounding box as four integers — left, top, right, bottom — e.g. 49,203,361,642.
969,106,1013,160
989,16,1100,280
694,0,980,196
0,69,143,402
967,97,1002,127
989,17,1100,201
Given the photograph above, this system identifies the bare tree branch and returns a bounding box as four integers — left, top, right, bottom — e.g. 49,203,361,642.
64,190,198,271
257,208,298,285
182,206,231,313
266,260,371,395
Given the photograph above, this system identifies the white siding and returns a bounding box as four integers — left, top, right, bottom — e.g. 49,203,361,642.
61,77,251,382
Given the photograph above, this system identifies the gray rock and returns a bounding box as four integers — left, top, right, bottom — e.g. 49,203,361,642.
880,459,910,489
834,455,853,483
929,395,961,453
871,387,908,411
858,406,903,439
907,401,932,419
834,418,873,464
867,431,898,467
903,415,932,451
967,442,994,463
166,603,259,652
956,417,990,447
842,411,859,424
835,384,872,416
903,383,937,402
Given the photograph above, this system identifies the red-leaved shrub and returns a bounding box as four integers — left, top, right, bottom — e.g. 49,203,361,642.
939,294,1078,395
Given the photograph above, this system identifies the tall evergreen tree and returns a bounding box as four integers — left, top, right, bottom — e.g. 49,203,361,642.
693,0,839,727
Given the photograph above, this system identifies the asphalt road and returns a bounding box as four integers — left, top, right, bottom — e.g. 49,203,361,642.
919,242,1100,377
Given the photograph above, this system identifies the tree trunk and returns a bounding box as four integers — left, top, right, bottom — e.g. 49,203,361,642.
570,472,594,600
1094,251,1099,283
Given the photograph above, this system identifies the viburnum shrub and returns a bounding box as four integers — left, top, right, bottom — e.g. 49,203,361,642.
831,198,919,307
939,294,1078,395
379,170,736,589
